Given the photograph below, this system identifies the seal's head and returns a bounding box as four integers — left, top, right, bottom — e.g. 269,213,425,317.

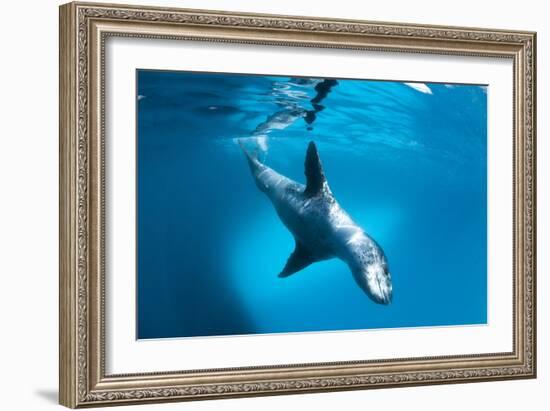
347,234,392,304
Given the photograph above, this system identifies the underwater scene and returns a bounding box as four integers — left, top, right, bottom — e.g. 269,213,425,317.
136,70,487,339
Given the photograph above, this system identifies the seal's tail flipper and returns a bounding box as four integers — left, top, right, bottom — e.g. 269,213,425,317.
238,138,266,180
238,138,256,163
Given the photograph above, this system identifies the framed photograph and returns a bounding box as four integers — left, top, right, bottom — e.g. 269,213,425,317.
59,2,537,408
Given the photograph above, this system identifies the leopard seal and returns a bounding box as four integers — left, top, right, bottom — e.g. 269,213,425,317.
240,140,392,304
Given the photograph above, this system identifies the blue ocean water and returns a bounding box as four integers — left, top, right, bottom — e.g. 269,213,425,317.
136,70,487,339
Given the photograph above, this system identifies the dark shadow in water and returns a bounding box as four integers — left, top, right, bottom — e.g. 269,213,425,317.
35,389,58,404
136,136,258,339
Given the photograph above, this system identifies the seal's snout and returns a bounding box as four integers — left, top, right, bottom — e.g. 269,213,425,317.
373,274,392,305
364,263,392,305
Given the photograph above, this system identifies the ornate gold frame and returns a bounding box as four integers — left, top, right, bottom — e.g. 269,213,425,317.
59,1,536,408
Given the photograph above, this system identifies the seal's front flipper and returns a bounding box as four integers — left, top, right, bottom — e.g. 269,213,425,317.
304,141,329,197
278,241,317,278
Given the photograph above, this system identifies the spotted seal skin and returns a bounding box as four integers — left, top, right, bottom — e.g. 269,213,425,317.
240,140,392,305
